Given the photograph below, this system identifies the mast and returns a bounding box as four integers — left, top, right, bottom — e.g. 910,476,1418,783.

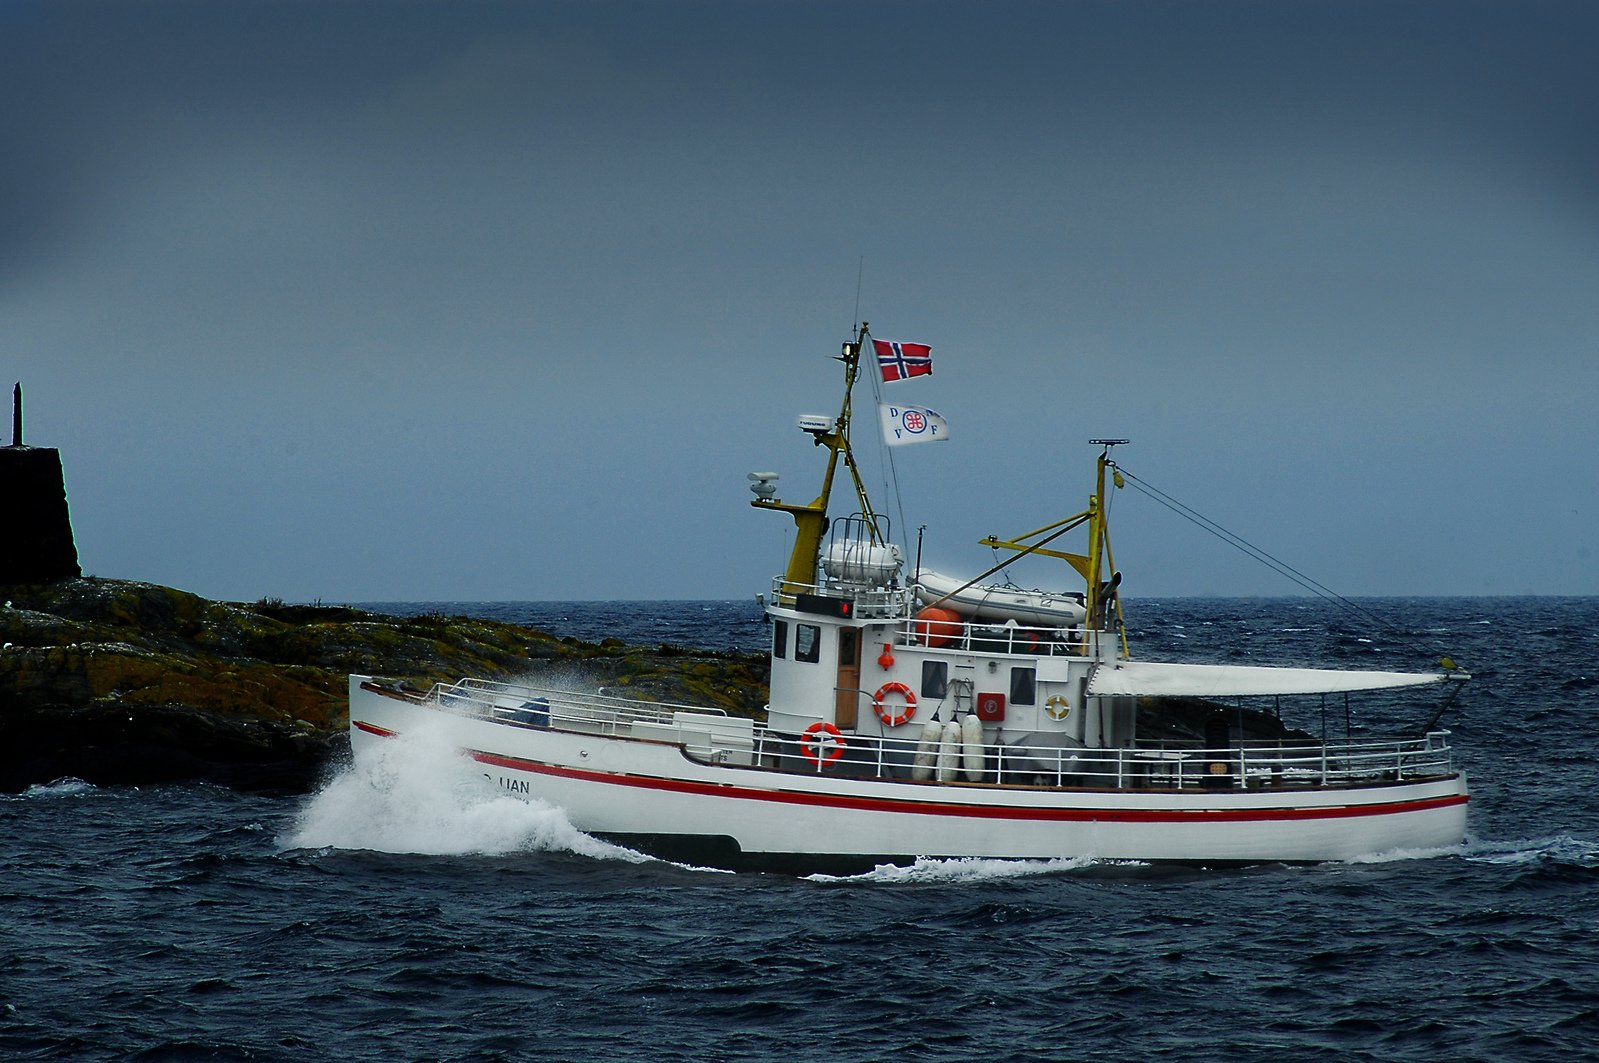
1083,439,1129,656
752,324,882,595
974,439,1129,657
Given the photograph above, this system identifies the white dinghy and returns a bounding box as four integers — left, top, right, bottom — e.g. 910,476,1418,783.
913,568,1086,627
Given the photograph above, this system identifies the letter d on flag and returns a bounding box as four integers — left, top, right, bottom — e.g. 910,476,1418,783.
880,404,950,447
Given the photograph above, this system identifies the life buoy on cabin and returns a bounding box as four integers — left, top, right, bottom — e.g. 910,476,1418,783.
1044,694,1071,721
872,682,918,727
800,721,846,765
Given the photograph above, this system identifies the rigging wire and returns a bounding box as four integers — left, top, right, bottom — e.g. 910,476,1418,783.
851,257,864,336
1114,465,1429,648
1116,462,1465,735
847,273,907,546
860,327,911,553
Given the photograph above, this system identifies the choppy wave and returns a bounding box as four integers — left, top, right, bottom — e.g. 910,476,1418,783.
806,854,1106,885
6,596,1599,1063
1338,842,1468,865
14,777,97,798
1462,833,1599,867
283,721,649,863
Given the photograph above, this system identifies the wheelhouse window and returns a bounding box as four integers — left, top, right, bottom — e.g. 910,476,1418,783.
1011,666,1036,706
772,619,788,659
922,660,948,699
795,623,821,663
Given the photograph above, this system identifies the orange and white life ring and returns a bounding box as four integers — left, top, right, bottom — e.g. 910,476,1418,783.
872,682,918,727
800,721,846,765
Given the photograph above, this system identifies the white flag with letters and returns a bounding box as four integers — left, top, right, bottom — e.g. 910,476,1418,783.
879,403,950,446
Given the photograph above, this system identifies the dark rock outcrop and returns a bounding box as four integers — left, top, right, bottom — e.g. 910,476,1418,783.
0,579,768,793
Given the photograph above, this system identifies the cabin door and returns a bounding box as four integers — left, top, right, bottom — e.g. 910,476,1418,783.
835,628,861,729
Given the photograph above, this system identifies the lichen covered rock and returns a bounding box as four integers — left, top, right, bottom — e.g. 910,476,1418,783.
0,579,768,793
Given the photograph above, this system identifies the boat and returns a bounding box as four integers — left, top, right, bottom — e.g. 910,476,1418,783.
912,568,1086,627
349,324,1470,872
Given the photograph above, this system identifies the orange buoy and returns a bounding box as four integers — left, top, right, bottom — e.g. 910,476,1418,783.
872,682,918,727
800,721,845,765
913,606,963,648
878,643,895,669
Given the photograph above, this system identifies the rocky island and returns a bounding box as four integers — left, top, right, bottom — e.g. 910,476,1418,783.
2,578,1311,797
0,579,768,794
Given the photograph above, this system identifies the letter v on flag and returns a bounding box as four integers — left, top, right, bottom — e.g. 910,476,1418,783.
880,404,950,446
872,339,933,382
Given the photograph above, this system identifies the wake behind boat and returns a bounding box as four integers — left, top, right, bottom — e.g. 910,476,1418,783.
349,326,1469,872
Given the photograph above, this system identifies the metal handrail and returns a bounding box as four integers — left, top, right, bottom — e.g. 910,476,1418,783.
431,677,728,732
422,678,1456,791
891,617,1089,656
770,576,916,618
767,576,1096,656
745,726,1456,788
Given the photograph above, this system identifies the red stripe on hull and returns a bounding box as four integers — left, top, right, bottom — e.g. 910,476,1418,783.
463,743,1467,825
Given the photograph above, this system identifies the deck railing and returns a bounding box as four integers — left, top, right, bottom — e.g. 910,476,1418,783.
770,576,1094,656
419,678,1456,791
889,617,1089,656
770,577,916,619
737,727,1456,789
430,677,728,735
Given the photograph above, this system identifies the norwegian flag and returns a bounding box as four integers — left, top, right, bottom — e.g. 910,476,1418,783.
872,339,933,382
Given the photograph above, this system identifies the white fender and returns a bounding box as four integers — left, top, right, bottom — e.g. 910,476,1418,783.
911,717,942,781
937,719,963,782
961,714,986,781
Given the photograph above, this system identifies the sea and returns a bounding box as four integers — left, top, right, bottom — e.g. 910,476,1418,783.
4,596,1597,1062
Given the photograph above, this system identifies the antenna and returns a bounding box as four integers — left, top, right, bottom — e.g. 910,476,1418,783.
852,256,864,332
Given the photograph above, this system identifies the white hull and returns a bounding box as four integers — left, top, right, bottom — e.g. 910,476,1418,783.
350,678,1470,873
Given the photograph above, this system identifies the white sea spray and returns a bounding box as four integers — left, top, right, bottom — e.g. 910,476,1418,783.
281,717,647,862
804,854,1106,885
16,777,97,798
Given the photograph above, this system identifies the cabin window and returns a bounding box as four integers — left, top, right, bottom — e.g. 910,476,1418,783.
1011,666,1036,706
922,660,948,699
795,623,821,663
772,619,788,659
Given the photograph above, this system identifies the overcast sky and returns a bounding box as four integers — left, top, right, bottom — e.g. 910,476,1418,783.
5,0,1596,602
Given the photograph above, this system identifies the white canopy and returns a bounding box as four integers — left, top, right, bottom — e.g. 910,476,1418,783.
1085,660,1459,698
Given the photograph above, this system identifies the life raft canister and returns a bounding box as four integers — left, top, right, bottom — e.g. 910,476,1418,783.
872,682,917,727
913,606,962,648
800,721,846,765
1044,694,1071,721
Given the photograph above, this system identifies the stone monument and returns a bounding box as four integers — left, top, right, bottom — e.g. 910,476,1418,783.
1,383,82,584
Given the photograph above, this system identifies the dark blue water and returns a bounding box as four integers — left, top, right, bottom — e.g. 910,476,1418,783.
6,598,1597,1061
361,598,773,654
